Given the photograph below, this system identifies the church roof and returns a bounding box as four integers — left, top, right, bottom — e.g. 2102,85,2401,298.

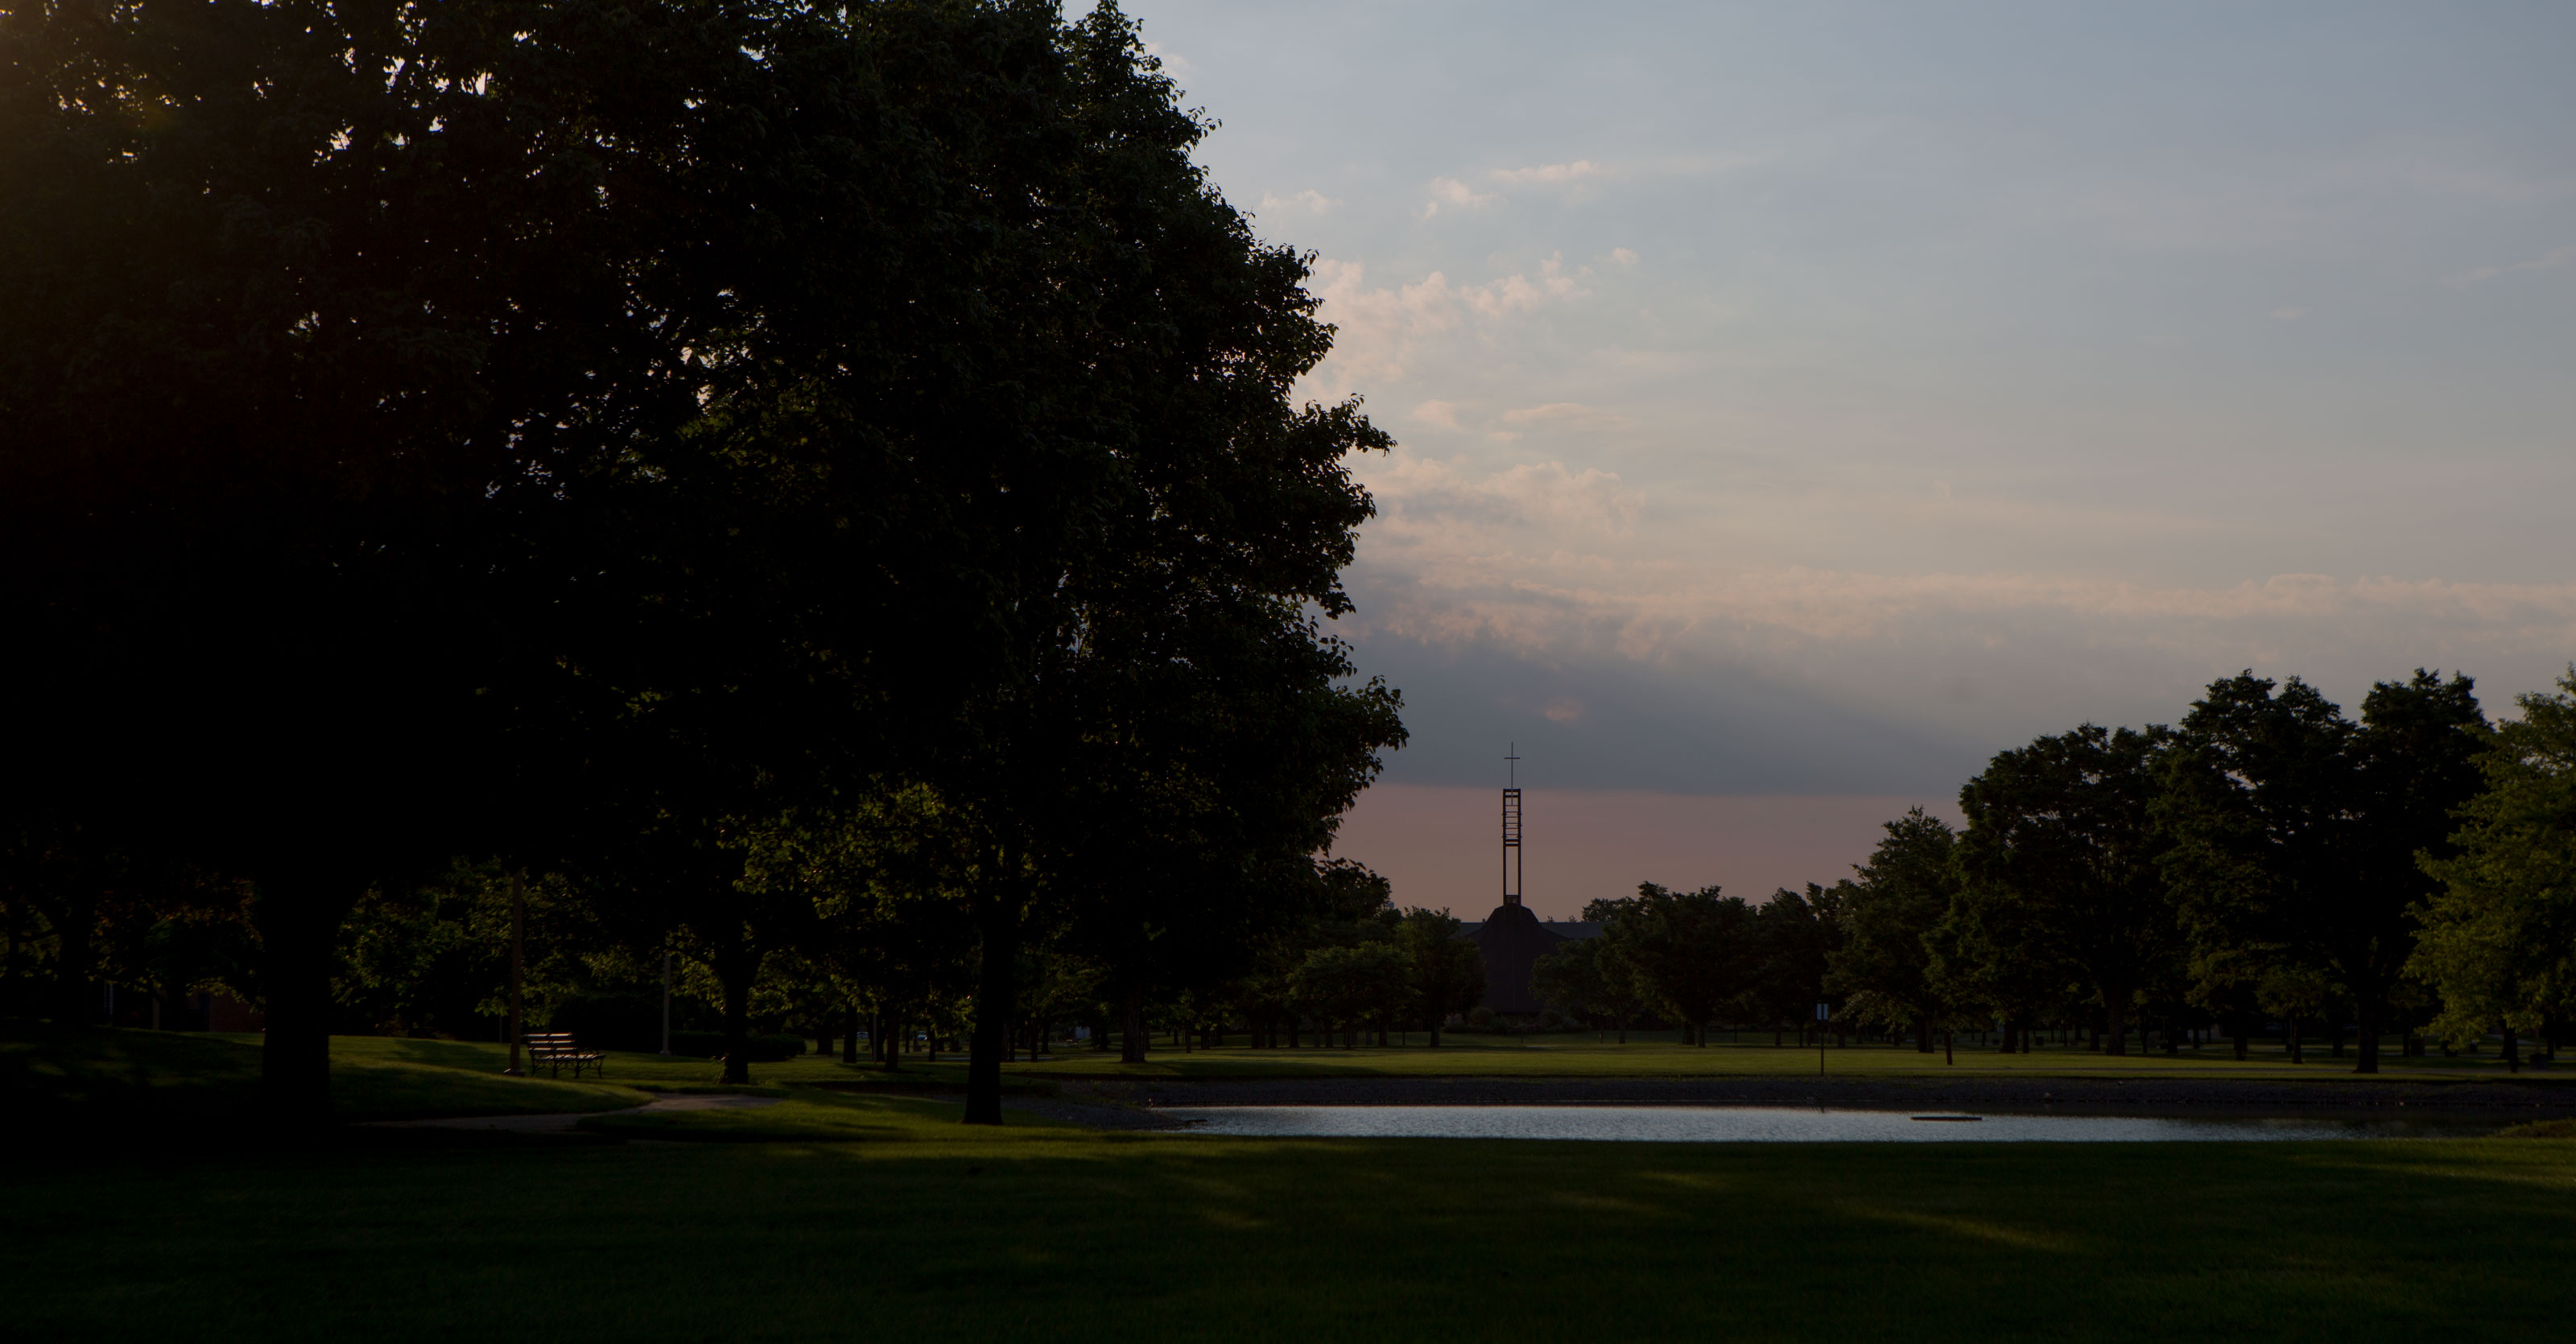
1454,918,1602,941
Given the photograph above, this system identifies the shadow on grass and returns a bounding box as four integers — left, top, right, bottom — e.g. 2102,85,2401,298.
1,1021,264,1112
376,1037,514,1073
8,1122,2575,1341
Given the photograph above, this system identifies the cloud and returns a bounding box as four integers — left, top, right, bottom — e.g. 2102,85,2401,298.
1610,247,1639,266
1301,256,1593,395
1491,160,1604,186
1337,454,2576,773
1500,402,1625,431
1410,399,1462,429
2446,242,2576,287
1420,176,1499,218
1258,188,1340,215
1139,41,1193,75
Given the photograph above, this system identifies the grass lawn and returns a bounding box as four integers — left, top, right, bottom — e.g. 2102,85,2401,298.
553,1028,2570,1090
2,1024,650,1123
4,1085,2571,1342
6,1027,2573,1340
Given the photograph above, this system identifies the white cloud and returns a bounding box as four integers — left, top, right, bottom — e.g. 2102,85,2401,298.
1490,160,1604,186
1301,256,1593,396
1610,247,1640,266
2446,242,2576,287
1140,41,1194,75
1410,399,1462,429
1420,176,1499,218
1500,402,1624,431
1258,188,1340,215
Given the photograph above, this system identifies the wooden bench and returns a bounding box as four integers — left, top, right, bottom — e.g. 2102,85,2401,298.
523,1032,605,1080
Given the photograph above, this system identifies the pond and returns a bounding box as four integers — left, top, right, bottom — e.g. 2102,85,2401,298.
1161,1105,2496,1143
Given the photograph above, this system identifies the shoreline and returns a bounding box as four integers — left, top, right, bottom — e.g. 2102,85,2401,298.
1055,1073,2576,1119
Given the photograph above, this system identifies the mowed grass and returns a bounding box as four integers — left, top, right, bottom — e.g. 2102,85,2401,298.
1,1025,650,1123
546,1029,2570,1089
4,1090,2571,1342
6,1028,2574,1340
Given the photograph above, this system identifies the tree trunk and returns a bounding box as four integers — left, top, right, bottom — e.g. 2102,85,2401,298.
2288,1019,2303,1066
715,941,760,1085
2103,992,2128,1057
50,892,97,1026
843,1008,861,1065
254,883,351,1119
881,1008,902,1071
964,893,1018,1126
2503,1025,2519,1073
1120,985,1147,1064
1916,1014,1934,1053
2232,1012,2249,1061
2354,994,2381,1074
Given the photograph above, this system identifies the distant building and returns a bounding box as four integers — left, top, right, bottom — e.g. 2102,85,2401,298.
1453,748,1604,1015
1456,910,1602,1015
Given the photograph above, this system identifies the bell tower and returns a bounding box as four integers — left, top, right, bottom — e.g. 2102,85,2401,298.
1501,744,1523,907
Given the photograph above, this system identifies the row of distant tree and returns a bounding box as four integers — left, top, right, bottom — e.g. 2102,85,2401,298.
1534,667,2576,1072
0,1,1413,1120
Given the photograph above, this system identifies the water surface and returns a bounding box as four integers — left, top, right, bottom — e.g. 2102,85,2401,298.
1164,1105,2488,1143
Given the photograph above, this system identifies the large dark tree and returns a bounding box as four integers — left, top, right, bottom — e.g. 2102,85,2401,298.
2161,671,2486,1073
1595,884,1756,1045
1827,809,1959,1051
1955,724,2179,1057
2413,668,2576,1052
3,0,1395,1122
1750,884,1843,1043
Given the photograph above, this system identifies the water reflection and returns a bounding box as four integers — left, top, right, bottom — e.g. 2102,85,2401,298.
1162,1105,2490,1143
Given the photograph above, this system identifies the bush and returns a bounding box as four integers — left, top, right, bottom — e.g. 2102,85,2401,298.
657,1030,806,1061
667,1030,726,1059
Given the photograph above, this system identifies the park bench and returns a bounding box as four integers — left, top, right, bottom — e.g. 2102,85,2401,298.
523,1032,605,1080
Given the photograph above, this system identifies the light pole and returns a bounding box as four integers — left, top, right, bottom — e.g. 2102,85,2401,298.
504,870,526,1077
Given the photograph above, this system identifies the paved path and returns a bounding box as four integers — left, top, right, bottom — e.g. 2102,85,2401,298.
367,1092,782,1134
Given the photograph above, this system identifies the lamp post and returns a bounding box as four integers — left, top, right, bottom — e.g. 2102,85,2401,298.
503,870,526,1077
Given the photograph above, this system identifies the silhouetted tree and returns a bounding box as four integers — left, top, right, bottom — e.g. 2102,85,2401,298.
1827,810,1959,1051
1956,724,2180,1056
2413,667,2576,1053
1394,909,1484,1045
1596,884,1756,1045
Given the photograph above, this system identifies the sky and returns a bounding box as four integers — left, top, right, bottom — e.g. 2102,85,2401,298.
1100,1,2576,917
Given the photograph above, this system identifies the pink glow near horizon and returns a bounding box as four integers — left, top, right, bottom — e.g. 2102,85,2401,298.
1330,784,1962,922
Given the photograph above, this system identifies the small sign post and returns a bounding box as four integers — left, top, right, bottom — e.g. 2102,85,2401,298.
1816,1003,1830,1077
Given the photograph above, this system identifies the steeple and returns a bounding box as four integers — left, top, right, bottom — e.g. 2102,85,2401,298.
1501,744,1522,907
